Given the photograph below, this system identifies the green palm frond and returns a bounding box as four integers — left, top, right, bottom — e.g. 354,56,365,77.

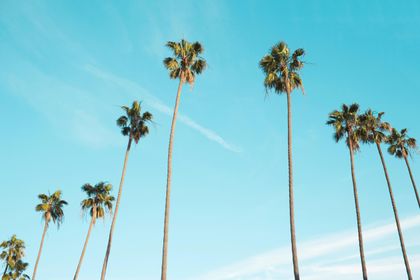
191,42,204,54
163,57,180,71
191,59,207,75
386,128,418,158
116,116,128,128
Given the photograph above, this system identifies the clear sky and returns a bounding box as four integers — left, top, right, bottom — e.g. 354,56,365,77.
1,0,419,279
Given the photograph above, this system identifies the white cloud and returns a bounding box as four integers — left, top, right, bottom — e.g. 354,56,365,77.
85,64,241,153
192,215,420,280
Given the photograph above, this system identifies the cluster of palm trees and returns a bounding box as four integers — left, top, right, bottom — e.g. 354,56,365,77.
2,39,206,280
326,104,418,280
1,39,418,280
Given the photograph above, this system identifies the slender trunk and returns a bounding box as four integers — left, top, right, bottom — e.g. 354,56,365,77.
286,92,299,280
3,263,8,276
377,144,412,279
161,76,184,280
101,138,132,280
349,141,368,280
32,217,49,280
403,156,420,208
73,207,97,280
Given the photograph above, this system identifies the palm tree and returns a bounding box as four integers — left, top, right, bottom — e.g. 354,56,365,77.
259,41,305,280
1,235,30,280
360,110,412,279
32,190,67,280
386,128,419,208
74,182,114,280
326,103,368,280
100,101,152,280
161,39,206,280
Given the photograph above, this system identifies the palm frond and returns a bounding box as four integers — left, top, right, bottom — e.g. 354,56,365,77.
191,59,207,74
163,57,179,71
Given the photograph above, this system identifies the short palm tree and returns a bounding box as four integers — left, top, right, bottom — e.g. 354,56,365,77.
74,182,114,280
1,235,30,280
100,101,152,280
386,128,419,208
161,39,206,280
32,190,67,280
259,41,305,280
360,110,412,279
326,103,368,280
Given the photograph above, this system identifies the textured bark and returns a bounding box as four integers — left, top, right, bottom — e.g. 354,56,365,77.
349,141,368,280
286,92,300,280
403,156,420,208
32,217,49,280
377,144,412,279
101,138,132,280
161,77,184,280
73,206,97,280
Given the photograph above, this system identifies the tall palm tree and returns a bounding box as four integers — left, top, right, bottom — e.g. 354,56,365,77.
161,39,206,280
360,110,412,279
259,41,305,280
386,128,419,208
74,182,114,280
100,101,152,280
1,235,29,280
326,103,368,280
32,190,67,280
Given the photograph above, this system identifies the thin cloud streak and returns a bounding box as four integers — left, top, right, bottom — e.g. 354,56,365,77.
85,64,241,153
192,215,420,280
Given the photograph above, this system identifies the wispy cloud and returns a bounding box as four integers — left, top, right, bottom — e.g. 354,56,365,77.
2,63,121,149
192,215,420,280
85,64,241,153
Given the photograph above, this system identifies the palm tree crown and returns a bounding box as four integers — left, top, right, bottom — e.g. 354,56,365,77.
81,182,114,221
0,236,25,264
35,190,68,227
0,235,25,266
386,128,417,158
116,101,152,144
326,103,362,150
259,41,305,94
1,235,30,280
163,39,207,85
359,109,391,144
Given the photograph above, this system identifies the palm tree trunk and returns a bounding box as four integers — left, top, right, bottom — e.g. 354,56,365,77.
377,143,412,279
101,138,132,280
349,141,368,280
32,218,49,280
286,92,300,280
3,263,9,276
161,76,184,280
403,156,420,208
74,207,97,280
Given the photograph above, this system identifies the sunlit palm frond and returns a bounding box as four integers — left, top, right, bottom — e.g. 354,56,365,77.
35,190,67,228
260,41,305,96
80,182,114,220
163,57,180,71
327,103,361,151
164,39,206,83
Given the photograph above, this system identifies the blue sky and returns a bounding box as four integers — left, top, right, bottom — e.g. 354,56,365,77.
0,0,419,279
